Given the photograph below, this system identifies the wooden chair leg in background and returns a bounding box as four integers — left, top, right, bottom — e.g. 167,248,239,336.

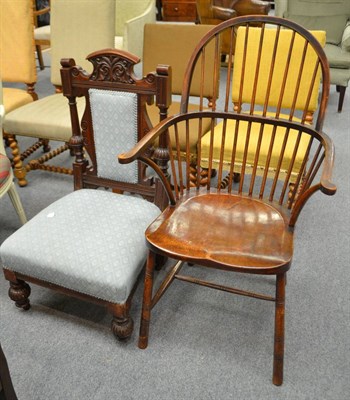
36,45,45,70
336,85,346,113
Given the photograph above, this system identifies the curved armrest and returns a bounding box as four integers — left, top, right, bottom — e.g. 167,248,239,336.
233,0,271,16
119,114,184,206
212,6,237,21
290,130,336,227
319,132,337,196
34,6,50,17
119,115,177,165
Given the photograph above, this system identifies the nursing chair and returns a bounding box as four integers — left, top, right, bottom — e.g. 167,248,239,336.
143,23,219,177
0,0,38,113
0,81,27,226
0,49,171,341
3,0,115,187
114,0,156,58
275,0,350,112
118,16,336,384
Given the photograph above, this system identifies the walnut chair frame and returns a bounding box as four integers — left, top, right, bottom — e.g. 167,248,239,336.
118,16,336,384
1,49,171,341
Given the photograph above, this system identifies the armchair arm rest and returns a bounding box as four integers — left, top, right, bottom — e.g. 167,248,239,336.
289,131,336,227
34,6,50,17
341,22,350,52
119,115,177,165
212,6,236,21
119,114,186,206
233,0,271,16
319,132,337,196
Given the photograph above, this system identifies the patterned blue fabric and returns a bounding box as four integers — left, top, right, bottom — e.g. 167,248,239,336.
0,189,160,303
89,89,138,183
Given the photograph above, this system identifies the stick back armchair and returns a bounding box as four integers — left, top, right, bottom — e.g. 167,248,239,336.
118,16,336,384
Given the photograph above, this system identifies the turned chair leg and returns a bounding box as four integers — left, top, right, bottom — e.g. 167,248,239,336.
110,303,134,341
273,273,286,386
7,135,27,187
8,279,31,311
336,85,346,113
139,251,156,349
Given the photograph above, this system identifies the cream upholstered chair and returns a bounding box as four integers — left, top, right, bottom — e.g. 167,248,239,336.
275,0,350,112
3,0,115,187
0,49,171,341
0,0,38,114
0,80,27,226
114,0,156,58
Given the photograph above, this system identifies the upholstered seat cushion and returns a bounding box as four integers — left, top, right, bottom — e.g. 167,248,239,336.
200,117,310,181
3,94,85,141
0,189,160,303
3,88,34,113
0,154,11,189
34,25,50,41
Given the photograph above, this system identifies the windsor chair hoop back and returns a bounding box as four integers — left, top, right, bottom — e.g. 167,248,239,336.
118,16,336,385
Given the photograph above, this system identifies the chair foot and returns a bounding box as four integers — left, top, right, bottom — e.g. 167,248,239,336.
8,279,31,310
336,85,346,113
138,334,148,349
272,273,286,386
111,314,134,341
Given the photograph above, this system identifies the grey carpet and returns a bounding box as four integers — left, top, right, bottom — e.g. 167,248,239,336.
0,50,349,400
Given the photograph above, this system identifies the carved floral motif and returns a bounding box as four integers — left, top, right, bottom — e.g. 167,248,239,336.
89,55,136,83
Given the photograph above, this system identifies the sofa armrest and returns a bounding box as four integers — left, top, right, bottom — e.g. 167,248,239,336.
341,22,350,52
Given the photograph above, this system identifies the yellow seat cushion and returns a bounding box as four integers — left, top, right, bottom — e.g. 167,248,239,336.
201,117,310,182
3,94,85,142
34,25,51,42
3,88,34,113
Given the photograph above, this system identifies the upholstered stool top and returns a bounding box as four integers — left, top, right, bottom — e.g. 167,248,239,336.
0,189,160,304
0,154,11,189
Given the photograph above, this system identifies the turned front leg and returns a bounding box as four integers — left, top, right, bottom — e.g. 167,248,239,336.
8,279,31,311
